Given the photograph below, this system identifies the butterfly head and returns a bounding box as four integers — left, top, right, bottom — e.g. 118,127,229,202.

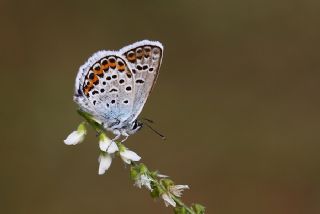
127,120,143,135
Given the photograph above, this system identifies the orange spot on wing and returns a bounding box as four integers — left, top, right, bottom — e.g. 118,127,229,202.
101,63,109,71
117,64,125,71
127,52,136,62
109,62,116,68
83,75,98,95
84,84,93,96
92,75,99,84
94,69,103,76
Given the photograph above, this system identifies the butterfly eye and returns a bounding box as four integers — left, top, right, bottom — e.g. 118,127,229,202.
132,120,138,130
131,120,143,132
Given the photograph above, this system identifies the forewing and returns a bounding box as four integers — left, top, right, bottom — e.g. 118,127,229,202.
74,51,135,127
119,40,163,122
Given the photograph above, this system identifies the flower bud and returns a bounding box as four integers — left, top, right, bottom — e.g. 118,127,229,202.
64,123,87,145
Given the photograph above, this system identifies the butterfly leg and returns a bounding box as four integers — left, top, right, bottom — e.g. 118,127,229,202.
120,133,129,143
111,129,121,142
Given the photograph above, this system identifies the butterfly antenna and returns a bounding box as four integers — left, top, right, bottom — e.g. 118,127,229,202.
143,122,166,140
142,117,154,124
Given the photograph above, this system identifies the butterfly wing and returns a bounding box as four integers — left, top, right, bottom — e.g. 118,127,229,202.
119,40,164,123
74,50,135,129
74,40,163,132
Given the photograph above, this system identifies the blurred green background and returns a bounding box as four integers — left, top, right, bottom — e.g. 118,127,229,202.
1,0,320,213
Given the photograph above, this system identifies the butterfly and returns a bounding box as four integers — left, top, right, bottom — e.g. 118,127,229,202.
74,40,164,142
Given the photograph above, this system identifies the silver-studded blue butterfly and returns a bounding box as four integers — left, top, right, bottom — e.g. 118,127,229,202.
74,40,163,142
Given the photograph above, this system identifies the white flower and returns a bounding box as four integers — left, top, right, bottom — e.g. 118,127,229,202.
161,193,176,207
99,134,118,153
157,174,169,178
169,185,189,197
64,123,87,145
107,141,118,153
134,174,152,191
98,153,112,175
120,148,141,164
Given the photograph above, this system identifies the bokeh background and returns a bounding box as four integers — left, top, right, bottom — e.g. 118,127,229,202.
1,0,320,213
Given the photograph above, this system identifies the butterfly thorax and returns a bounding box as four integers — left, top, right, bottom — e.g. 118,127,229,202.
103,118,143,137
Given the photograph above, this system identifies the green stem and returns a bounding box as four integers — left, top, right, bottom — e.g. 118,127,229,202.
77,109,202,214
148,175,195,213
172,196,195,214
77,109,104,132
